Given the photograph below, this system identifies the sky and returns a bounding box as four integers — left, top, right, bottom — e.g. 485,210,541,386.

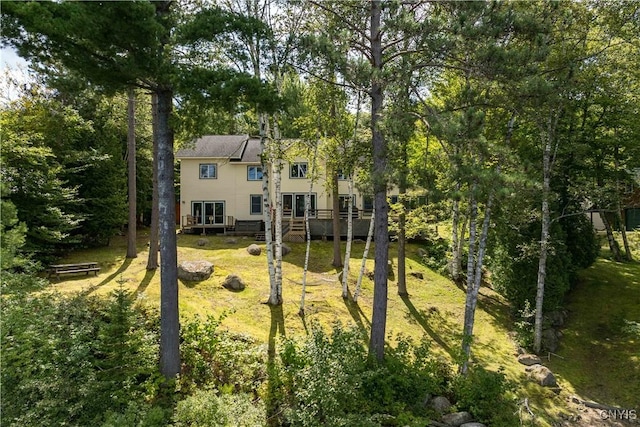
1,46,32,103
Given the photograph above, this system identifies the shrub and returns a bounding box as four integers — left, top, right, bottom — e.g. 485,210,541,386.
174,390,265,427
180,314,267,394
269,323,452,426
1,285,160,426
416,232,450,276
451,366,518,427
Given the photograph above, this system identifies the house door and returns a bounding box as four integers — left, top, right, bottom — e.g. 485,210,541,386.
192,201,224,225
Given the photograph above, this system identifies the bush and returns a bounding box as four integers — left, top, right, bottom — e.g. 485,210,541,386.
1,285,160,426
491,219,573,314
416,232,450,276
269,323,452,426
451,366,518,427
180,314,267,394
174,391,265,427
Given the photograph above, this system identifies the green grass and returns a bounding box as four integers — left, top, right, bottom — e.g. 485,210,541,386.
546,249,640,409
41,229,640,426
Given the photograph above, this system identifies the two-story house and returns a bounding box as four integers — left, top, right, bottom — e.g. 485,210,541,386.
176,134,401,238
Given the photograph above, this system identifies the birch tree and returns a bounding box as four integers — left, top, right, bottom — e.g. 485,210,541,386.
302,0,445,360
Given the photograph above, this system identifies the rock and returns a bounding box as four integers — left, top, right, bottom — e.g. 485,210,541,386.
222,274,245,291
196,238,208,247
365,270,374,280
518,353,542,366
282,243,291,256
430,396,452,414
526,364,557,387
442,411,473,426
178,261,213,282
410,271,424,280
271,243,291,256
460,423,487,427
544,310,567,327
224,238,238,244
417,248,428,258
246,244,261,256
542,328,560,352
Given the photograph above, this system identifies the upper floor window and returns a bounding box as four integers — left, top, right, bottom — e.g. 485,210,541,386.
247,165,263,181
290,162,308,179
199,163,217,179
336,169,349,180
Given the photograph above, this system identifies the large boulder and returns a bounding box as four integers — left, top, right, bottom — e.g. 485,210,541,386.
442,411,473,426
544,309,567,327
430,396,452,414
246,244,261,256
178,261,213,282
272,243,291,256
526,364,557,387
460,423,487,427
196,238,208,247
542,328,560,352
222,274,246,291
518,353,542,366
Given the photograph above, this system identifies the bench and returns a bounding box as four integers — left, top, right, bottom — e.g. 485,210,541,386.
48,262,100,279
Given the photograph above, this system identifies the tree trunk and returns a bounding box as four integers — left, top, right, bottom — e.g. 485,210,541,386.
601,210,622,261
268,117,283,306
126,88,137,258
369,0,388,362
300,143,318,315
259,113,276,296
331,170,342,267
460,187,477,373
397,185,407,297
355,207,375,303
450,182,462,281
157,87,180,379
147,92,159,270
617,207,632,261
534,133,552,355
341,175,354,298
615,146,632,261
460,193,492,375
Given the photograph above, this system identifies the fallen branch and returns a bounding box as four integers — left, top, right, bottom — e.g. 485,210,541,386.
547,352,565,361
570,395,632,412
523,398,536,417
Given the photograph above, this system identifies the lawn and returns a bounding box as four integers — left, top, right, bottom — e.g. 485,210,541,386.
44,229,640,426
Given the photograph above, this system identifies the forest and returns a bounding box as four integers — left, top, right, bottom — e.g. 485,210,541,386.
1,1,639,426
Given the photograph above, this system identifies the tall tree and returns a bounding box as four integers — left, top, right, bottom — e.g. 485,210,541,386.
3,0,276,378
126,88,137,258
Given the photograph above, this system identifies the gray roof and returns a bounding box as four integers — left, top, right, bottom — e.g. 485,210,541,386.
176,135,258,161
241,138,261,163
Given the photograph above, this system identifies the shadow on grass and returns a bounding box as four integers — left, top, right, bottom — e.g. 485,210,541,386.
477,289,511,327
400,294,458,359
342,290,371,336
136,268,156,294
268,304,286,362
80,258,133,296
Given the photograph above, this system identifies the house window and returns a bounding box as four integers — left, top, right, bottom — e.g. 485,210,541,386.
250,195,262,215
363,195,373,211
283,193,316,218
290,162,307,179
389,195,399,204
191,201,224,225
338,195,356,211
336,169,348,180
247,166,263,181
199,163,217,179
